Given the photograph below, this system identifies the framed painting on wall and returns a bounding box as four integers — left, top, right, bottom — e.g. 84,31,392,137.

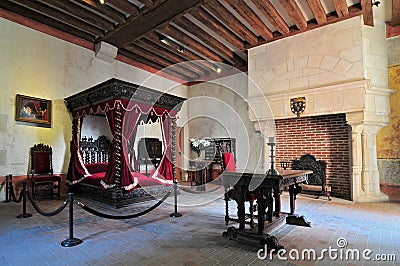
15,94,51,126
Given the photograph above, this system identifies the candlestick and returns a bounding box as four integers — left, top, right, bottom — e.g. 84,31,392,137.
268,136,275,144
266,137,279,176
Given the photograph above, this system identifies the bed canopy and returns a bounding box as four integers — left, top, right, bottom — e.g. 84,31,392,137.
65,78,186,200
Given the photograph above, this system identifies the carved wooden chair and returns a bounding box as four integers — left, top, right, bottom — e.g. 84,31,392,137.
221,143,257,228
292,154,331,200
30,143,61,200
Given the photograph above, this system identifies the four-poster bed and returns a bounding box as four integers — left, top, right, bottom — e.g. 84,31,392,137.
65,78,186,208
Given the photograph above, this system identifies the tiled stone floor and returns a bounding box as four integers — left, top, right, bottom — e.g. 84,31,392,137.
0,187,399,266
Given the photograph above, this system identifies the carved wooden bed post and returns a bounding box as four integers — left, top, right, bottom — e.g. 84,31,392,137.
171,117,177,181
113,101,123,207
170,117,182,217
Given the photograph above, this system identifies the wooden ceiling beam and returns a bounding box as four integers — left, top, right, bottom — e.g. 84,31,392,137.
333,0,349,17
71,0,126,24
139,0,154,8
125,43,173,67
361,0,373,26
146,32,219,72
278,0,307,30
173,17,246,67
104,0,139,16
223,0,273,41
38,0,115,32
8,0,104,37
103,0,203,48
250,0,289,35
119,49,163,70
202,1,258,46
191,6,246,50
119,49,193,81
135,38,209,76
161,24,226,63
143,36,216,75
306,0,328,24
125,43,200,80
391,0,400,26
0,1,95,41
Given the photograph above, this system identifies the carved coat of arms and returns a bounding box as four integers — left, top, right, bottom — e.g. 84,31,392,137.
290,97,306,118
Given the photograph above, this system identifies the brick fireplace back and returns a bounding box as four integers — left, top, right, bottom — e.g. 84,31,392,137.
275,113,351,200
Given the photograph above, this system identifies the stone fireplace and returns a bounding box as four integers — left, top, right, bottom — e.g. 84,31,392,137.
246,12,394,202
248,80,393,202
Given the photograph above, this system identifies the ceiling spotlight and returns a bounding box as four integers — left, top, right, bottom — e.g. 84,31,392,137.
177,46,185,53
216,67,222,74
99,0,105,4
159,36,169,45
372,1,380,7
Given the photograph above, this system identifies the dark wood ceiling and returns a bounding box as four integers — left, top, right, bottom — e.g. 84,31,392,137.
1,0,398,82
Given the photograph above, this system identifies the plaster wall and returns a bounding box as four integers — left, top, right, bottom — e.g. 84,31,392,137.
0,18,187,200
377,59,400,199
188,75,263,172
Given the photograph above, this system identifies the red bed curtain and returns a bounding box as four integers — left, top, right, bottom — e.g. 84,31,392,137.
157,115,173,181
102,104,141,191
67,116,90,183
67,99,178,190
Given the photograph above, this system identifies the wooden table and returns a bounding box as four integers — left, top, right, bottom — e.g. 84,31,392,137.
221,169,312,234
188,160,212,190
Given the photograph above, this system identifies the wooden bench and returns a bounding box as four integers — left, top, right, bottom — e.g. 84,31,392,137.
292,154,331,200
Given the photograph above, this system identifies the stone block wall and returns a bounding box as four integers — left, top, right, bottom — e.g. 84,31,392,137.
275,114,351,200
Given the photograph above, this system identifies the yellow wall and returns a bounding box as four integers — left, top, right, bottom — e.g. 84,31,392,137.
377,64,400,159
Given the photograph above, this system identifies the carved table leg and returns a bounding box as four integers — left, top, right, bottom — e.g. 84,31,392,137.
256,188,266,234
224,188,230,225
287,184,311,227
289,184,295,215
266,189,273,222
273,187,281,217
235,186,246,230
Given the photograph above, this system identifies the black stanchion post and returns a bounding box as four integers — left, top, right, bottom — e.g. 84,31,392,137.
61,193,82,247
16,182,32,218
169,180,182,218
3,174,11,203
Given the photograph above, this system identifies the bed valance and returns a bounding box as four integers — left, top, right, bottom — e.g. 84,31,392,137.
65,78,185,196
65,78,183,118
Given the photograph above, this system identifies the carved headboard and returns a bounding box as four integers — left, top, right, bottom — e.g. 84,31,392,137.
292,154,327,190
80,135,111,164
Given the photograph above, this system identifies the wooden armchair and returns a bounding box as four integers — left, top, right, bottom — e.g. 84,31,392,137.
30,143,61,200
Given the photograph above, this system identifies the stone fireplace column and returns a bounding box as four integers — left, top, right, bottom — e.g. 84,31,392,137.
361,125,386,200
349,123,364,200
348,116,388,202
